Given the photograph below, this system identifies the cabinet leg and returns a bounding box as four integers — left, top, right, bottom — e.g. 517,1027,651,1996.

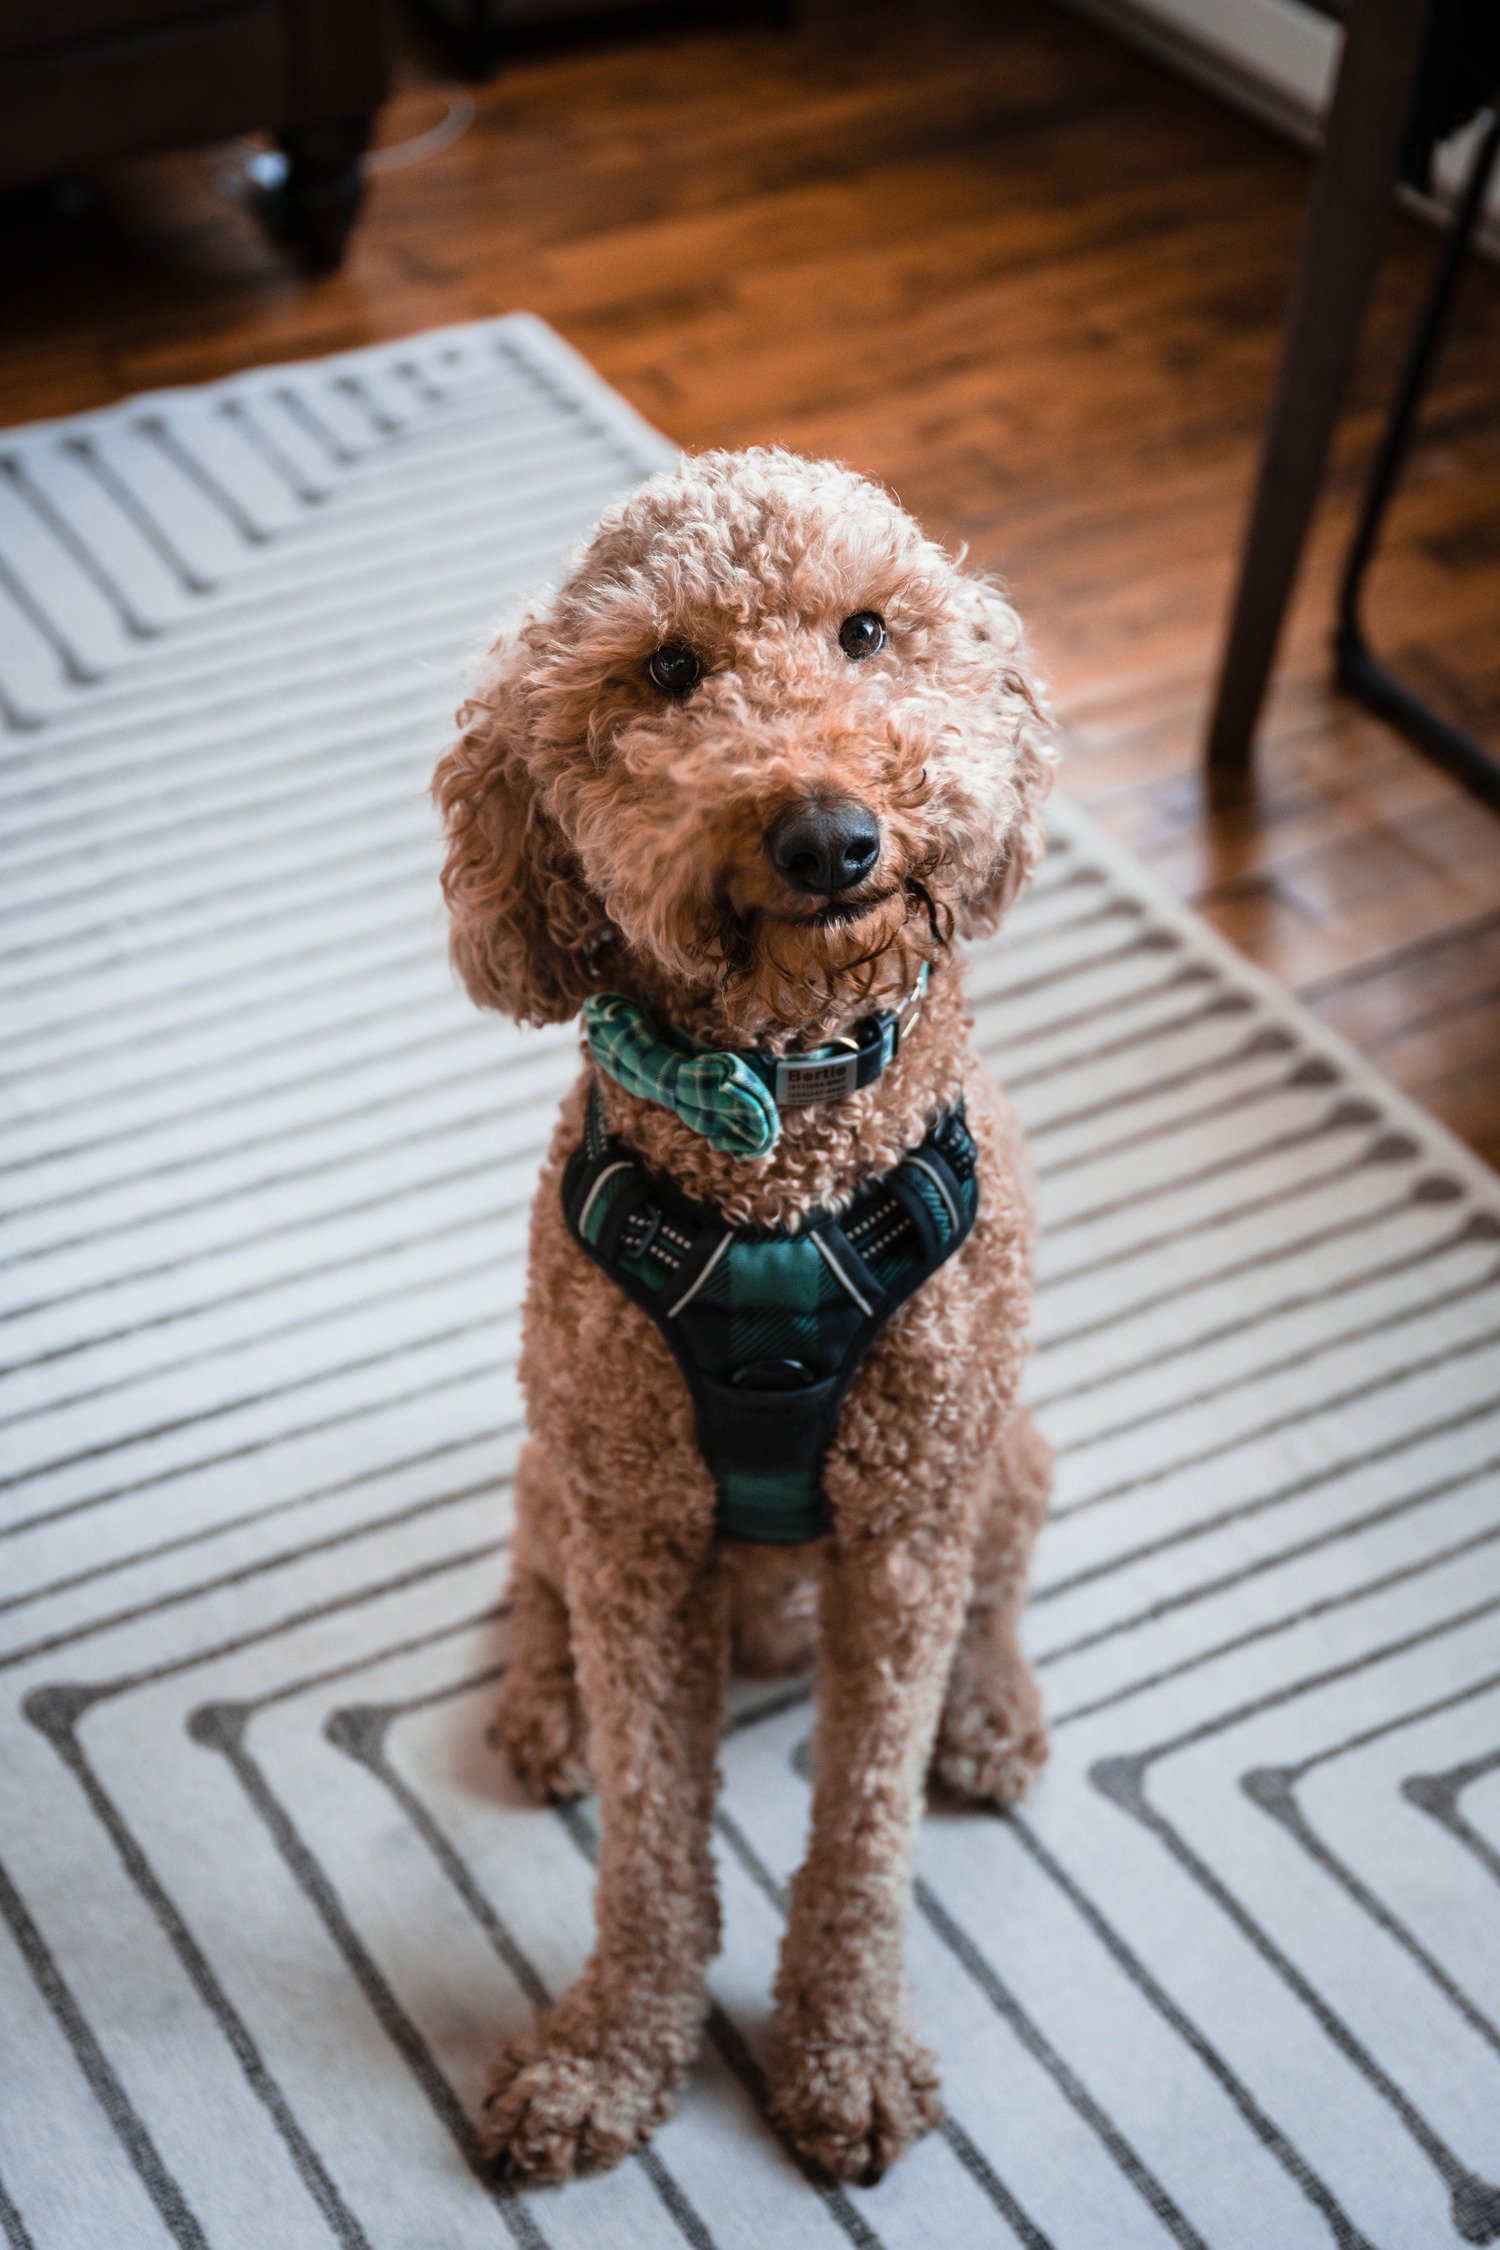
266,117,373,274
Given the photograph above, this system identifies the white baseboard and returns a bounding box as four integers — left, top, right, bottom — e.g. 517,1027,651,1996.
1054,0,1500,259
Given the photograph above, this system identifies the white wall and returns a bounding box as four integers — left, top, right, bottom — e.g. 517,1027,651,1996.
1055,0,1500,256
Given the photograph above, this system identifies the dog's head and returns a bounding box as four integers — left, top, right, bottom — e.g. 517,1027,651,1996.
434,447,1053,1044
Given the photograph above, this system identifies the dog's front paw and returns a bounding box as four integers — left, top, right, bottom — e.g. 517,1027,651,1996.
480,2008,686,2182
931,1676,1049,1806
492,1677,591,1805
769,2022,942,2184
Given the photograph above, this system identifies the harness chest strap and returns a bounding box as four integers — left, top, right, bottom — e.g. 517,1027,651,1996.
561,1088,980,1544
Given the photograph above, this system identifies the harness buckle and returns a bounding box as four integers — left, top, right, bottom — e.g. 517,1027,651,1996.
624,1206,663,1262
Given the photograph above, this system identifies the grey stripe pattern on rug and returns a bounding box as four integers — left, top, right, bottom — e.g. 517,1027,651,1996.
1,314,1498,2250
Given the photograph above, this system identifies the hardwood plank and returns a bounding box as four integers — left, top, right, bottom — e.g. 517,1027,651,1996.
1412,1056,1500,1170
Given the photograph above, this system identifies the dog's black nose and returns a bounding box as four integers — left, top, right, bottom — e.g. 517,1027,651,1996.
766,798,881,897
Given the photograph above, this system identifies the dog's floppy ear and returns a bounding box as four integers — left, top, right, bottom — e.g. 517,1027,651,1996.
956,578,1056,939
433,643,612,1025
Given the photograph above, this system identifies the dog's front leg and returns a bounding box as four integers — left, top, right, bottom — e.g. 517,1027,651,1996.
769,1520,973,2183
482,1522,728,2182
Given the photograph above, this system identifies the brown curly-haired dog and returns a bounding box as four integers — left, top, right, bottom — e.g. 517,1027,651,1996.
433,446,1055,2188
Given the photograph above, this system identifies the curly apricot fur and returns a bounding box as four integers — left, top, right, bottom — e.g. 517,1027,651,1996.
435,448,1054,2184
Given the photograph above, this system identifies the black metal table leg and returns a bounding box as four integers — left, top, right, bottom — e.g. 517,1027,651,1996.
1334,104,1500,808
1204,0,1437,793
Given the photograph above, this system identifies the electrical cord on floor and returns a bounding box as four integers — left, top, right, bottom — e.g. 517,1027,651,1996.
220,74,476,200
364,82,477,173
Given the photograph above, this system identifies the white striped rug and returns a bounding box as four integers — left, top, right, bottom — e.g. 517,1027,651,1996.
1,315,1498,2250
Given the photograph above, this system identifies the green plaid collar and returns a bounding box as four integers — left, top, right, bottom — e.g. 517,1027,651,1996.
581,967,929,1161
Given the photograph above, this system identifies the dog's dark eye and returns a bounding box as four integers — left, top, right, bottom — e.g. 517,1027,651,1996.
839,611,888,660
645,643,702,697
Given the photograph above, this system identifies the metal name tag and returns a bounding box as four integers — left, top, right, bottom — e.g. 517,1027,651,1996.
774,1052,862,1107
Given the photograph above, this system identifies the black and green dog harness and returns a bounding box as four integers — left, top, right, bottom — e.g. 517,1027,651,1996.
563,1088,980,1544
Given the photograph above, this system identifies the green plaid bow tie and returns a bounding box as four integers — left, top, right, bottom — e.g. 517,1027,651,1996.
581,968,928,1161
582,995,781,1158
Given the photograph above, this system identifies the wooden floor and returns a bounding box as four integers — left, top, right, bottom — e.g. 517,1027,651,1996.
5,0,1499,1160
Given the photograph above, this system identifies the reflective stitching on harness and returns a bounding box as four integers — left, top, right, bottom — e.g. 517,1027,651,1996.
577,1160,632,1241
863,1217,913,1260
809,1229,875,1316
666,1229,734,1318
905,1152,961,1233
